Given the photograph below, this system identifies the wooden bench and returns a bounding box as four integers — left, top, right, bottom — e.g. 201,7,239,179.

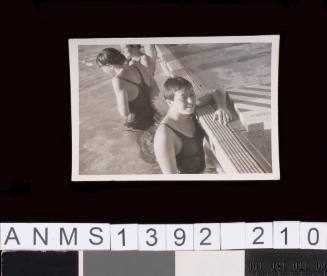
155,44,272,174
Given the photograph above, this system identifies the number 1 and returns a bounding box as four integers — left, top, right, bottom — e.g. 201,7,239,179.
281,227,288,245
118,229,126,247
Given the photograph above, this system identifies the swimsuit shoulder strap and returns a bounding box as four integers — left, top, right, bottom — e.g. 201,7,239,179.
116,75,139,86
132,65,146,84
160,123,185,139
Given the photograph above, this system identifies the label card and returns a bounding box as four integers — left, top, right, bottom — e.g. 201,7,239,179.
0,223,110,250
273,221,300,249
166,224,194,251
246,222,273,249
110,224,138,251
221,223,246,250
138,224,166,251
194,223,221,250
300,222,327,250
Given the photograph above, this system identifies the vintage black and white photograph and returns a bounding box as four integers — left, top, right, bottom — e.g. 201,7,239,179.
69,36,280,181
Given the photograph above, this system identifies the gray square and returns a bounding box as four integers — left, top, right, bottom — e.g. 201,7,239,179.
83,251,175,276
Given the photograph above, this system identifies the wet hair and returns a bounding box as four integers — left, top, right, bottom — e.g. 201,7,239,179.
126,44,142,49
163,77,193,100
96,48,126,67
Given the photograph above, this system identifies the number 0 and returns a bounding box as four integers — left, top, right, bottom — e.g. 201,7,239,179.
308,228,319,245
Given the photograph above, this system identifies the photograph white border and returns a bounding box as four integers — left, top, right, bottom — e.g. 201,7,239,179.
69,35,280,181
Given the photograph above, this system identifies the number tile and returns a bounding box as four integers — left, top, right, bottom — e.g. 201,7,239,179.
193,223,221,250
221,222,246,250
138,224,166,251
273,221,300,249
166,224,194,251
110,224,138,251
300,222,327,250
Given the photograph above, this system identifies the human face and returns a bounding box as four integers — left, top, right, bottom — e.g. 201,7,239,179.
121,45,133,59
100,64,113,73
100,64,116,79
169,88,196,115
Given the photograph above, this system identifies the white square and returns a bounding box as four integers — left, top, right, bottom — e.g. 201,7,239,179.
221,222,246,250
273,221,300,249
175,251,245,276
138,225,166,251
166,224,193,251
194,223,221,250
110,224,138,250
246,222,273,249
300,222,327,250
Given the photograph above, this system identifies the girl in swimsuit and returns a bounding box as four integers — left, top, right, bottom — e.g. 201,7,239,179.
96,48,161,164
154,77,232,174
121,45,156,76
96,48,159,130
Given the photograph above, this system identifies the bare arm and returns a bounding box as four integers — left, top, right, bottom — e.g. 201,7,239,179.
140,55,150,71
112,77,130,118
196,89,231,125
154,125,178,174
141,55,156,76
212,89,228,109
149,74,160,97
196,89,226,108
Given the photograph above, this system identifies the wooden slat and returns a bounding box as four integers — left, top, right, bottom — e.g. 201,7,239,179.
233,103,271,113
227,89,271,98
243,84,270,91
229,94,271,105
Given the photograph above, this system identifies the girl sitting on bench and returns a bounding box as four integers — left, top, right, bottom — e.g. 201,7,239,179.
154,77,231,174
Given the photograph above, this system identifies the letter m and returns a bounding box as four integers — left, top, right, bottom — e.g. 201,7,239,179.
60,227,77,246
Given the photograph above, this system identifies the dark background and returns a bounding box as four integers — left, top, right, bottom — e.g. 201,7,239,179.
0,0,326,222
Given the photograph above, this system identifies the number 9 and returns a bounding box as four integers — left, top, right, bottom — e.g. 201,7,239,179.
174,228,186,246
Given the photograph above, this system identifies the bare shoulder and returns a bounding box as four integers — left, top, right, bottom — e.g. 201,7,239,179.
154,124,174,143
112,76,125,91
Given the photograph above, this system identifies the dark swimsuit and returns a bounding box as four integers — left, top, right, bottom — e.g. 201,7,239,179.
162,117,205,174
117,65,155,130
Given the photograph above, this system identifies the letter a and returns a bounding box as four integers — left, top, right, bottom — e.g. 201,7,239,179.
4,227,20,245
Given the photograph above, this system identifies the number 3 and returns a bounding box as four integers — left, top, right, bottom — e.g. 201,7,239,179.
146,228,158,246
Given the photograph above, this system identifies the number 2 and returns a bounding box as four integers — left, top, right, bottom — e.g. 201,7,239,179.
253,227,264,244
200,227,212,245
